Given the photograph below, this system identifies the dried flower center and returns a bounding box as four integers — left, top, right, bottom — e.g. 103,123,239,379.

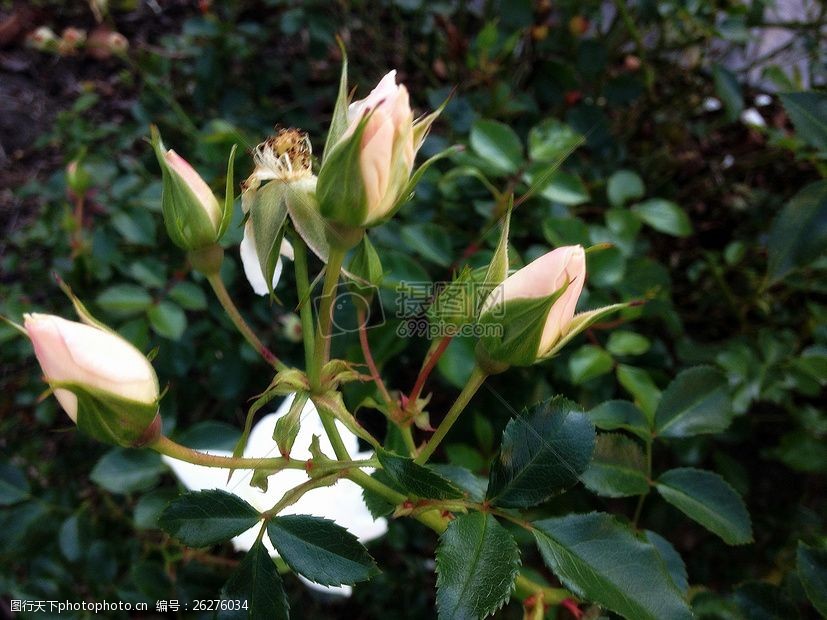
252,128,312,182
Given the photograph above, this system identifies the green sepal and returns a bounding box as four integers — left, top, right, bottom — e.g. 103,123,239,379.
218,144,237,240
322,40,350,165
412,94,449,151
426,266,478,330
249,181,289,298
480,204,512,297
538,301,634,360
55,276,118,335
150,126,218,251
285,182,332,264
381,145,461,224
311,391,380,449
274,391,309,458
53,381,159,447
317,111,373,227
347,235,384,303
477,280,570,367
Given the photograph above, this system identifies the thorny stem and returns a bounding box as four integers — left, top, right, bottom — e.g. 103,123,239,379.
414,365,488,464
151,435,300,470
206,273,284,370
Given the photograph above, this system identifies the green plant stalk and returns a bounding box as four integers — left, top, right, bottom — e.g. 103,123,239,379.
292,234,318,388
151,435,299,470
414,365,488,464
310,247,347,391
206,273,284,370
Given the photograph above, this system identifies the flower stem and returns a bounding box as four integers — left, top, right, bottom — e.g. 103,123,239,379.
414,365,488,464
408,335,452,403
292,234,318,387
310,248,346,391
150,435,298,470
205,272,284,370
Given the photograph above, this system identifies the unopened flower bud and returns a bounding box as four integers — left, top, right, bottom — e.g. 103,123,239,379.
25,313,160,446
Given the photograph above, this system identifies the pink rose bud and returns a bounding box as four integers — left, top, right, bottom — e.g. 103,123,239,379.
25,313,160,446
477,245,587,367
317,69,440,232
152,128,225,254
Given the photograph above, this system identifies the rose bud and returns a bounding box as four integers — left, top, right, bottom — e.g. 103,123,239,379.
476,245,587,367
151,128,230,268
25,313,161,447
316,70,441,236
26,26,58,51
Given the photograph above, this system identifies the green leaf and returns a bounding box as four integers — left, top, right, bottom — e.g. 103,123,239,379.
90,449,164,494
527,118,583,162
536,170,590,206
644,530,689,594
606,331,651,356
655,468,752,545
767,180,827,280
0,463,30,506
797,542,827,616
158,490,261,547
486,397,595,508
96,285,153,316
568,345,614,384
470,119,523,175
779,91,827,151
713,64,744,122
266,515,378,586
147,300,187,340
377,450,464,500
654,366,732,438
631,199,692,237
532,512,692,620
616,365,661,423
168,281,207,310
588,400,651,441
607,170,645,207
401,223,453,266
580,433,649,498
219,539,288,620
435,512,520,620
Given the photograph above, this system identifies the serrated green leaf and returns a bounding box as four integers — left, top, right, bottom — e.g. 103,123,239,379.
470,119,523,175
532,512,692,620
0,463,30,506
219,539,288,620
436,512,520,620
644,530,689,594
606,330,651,356
797,541,827,616
607,170,645,207
377,450,464,500
655,468,752,545
654,366,732,438
486,397,595,508
588,400,651,441
631,199,692,237
580,433,649,498
266,515,378,587
528,118,583,162
158,490,261,547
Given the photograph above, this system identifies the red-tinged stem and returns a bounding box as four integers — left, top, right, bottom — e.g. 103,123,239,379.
408,335,452,404
561,598,583,619
357,308,394,407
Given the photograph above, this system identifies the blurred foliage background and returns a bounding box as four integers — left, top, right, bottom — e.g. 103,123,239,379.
1,0,826,618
